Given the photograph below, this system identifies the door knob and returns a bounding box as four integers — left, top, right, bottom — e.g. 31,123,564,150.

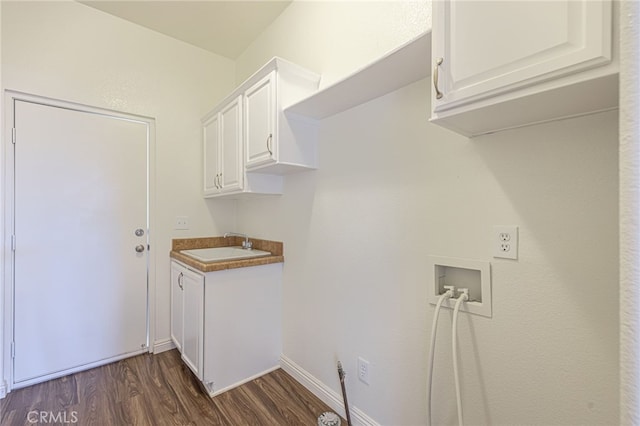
135,244,145,253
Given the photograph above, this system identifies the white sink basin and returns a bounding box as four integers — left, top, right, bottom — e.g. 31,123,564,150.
181,246,271,263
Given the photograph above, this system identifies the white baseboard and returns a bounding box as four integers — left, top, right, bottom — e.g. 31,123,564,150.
153,338,176,354
207,365,280,397
280,355,379,426
0,380,7,399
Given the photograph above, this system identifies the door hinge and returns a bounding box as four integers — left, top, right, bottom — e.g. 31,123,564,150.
11,128,16,145
11,342,15,359
11,235,16,252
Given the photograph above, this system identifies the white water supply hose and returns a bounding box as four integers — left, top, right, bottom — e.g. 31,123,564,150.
426,288,453,426
452,291,469,426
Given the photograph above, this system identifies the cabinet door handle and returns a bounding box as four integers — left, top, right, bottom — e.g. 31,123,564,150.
218,173,223,188
266,133,273,156
434,57,444,100
178,272,183,290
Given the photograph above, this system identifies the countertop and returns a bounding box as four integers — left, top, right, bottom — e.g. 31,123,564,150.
170,236,284,273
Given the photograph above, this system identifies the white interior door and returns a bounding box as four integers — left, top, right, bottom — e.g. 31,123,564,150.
12,99,150,387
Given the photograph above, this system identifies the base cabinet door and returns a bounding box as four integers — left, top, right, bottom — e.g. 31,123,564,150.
181,267,204,380
170,261,184,352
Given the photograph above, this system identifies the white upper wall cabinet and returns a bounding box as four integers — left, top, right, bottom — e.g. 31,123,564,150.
219,97,243,193
203,94,282,199
243,59,321,174
430,0,618,137
245,71,277,169
203,95,244,197
203,112,221,196
202,58,320,198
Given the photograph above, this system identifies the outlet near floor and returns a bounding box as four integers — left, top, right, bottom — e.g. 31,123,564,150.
358,357,370,385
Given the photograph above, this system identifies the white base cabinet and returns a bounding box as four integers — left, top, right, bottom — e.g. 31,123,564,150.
170,260,282,397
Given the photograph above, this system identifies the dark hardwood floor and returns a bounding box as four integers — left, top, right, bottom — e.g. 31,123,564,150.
0,349,339,425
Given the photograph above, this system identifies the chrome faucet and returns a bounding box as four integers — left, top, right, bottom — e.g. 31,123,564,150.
224,232,252,250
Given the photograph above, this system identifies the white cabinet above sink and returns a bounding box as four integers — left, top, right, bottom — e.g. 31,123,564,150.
202,57,320,199
243,61,321,174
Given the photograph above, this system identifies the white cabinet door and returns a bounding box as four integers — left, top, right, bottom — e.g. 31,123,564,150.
219,95,244,193
170,261,184,352
203,95,243,196
203,113,220,196
244,71,277,169
182,267,204,380
432,0,612,113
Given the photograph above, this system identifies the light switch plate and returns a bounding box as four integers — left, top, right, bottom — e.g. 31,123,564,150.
175,216,189,230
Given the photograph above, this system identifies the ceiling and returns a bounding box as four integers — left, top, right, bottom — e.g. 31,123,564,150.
79,1,292,59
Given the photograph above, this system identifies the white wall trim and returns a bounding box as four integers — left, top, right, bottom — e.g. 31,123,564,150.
153,338,176,354
2,92,16,395
280,355,380,426
207,365,281,397
11,348,148,391
0,4,4,401
619,0,640,423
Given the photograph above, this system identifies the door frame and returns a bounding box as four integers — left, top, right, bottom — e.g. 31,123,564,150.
1,90,157,394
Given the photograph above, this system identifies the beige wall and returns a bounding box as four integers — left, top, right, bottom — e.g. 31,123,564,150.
234,1,619,424
0,0,238,377
235,0,431,88
0,1,620,423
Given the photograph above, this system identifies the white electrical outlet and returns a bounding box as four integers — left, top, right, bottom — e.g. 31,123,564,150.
358,357,370,385
493,225,518,259
175,216,189,230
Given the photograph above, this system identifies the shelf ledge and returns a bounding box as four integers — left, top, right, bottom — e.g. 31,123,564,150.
284,30,432,120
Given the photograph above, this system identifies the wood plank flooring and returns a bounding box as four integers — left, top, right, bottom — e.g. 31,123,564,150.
0,349,339,425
